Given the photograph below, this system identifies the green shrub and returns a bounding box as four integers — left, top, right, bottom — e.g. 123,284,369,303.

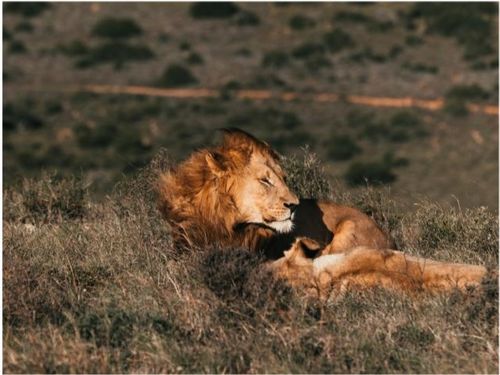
304,54,331,71
446,84,490,101
358,122,389,142
323,28,355,53
91,17,142,39
402,62,438,74
444,84,490,116
157,32,170,43
262,50,289,68
349,47,386,63
14,20,34,32
367,20,394,32
57,40,89,56
3,101,43,131
470,58,498,71
156,64,198,87
327,135,362,161
76,41,154,69
388,45,403,59
186,51,204,65
405,34,424,46
44,99,63,115
346,109,375,128
4,2,50,17
289,15,316,30
390,111,421,129
189,2,240,19
344,153,406,186
9,39,27,54
75,123,116,149
3,27,12,40
407,3,495,60
444,98,468,117
236,10,260,26
179,41,191,51
291,42,325,59
334,11,370,23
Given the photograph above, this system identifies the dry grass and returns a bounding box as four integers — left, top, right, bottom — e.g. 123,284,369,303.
3,150,498,374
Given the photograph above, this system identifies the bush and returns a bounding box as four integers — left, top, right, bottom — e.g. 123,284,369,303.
186,51,204,65
349,47,386,63
446,84,490,101
4,2,50,17
156,64,198,87
9,39,27,54
91,17,142,39
390,111,421,129
76,41,154,69
444,84,490,116
262,50,289,68
334,11,370,23
402,62,438,74
346,109,375,128
75,123,116,149
345,161,396,186
304,54,331,71
407,3,495,60
327,135,362,161
179,41,191,51
3,101,43,131
236,10,260,26
405,35,424,46
323,28,355,53
15,20,34,32
291,42,325,59
3,27,12,40
289,15,316,30
57,40,89,56
189,2,240,19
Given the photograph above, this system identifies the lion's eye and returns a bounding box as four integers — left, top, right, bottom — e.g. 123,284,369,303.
259,178,272,187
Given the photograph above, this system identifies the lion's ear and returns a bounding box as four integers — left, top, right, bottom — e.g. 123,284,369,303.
205,151,227,176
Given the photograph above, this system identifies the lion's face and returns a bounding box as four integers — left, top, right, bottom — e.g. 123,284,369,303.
160,128,301,245
231,152,299,233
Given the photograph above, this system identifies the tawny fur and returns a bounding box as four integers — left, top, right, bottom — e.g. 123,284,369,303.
158,128,487,297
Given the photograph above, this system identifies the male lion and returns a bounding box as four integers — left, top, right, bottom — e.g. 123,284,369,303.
158,128,486,297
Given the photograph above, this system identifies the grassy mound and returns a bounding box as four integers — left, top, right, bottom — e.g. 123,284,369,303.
3,150,498,373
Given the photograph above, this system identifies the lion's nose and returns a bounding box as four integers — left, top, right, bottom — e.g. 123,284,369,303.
284,202,298,214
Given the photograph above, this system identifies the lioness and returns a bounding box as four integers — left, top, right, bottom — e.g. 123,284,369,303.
158,128,486,296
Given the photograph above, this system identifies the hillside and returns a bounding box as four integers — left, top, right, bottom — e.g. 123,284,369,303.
3,153,498,373
3,2,499,209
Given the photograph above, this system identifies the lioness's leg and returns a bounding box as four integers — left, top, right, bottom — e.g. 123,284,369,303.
314,247,487,295
321,220,357,254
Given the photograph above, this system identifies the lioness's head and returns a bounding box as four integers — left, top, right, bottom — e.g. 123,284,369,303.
205,128,299,233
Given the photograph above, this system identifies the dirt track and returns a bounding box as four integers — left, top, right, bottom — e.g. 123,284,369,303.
12,84,499,116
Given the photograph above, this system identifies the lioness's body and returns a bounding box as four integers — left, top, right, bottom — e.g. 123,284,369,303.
262,199,394,259
158,128,487,297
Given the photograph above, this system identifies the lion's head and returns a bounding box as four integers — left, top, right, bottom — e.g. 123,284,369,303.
158,128,299,247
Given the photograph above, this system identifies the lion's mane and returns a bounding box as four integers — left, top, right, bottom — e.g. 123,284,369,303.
158,129,278,249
